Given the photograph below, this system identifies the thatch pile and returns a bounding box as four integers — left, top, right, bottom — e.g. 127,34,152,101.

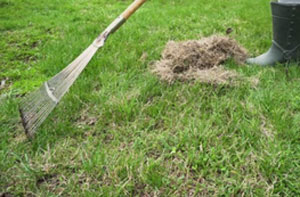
151,35,248,84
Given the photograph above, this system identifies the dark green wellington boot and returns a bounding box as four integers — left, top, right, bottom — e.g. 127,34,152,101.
247,2,300,66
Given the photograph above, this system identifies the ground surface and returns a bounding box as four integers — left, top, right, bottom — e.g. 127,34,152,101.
1,0,300,196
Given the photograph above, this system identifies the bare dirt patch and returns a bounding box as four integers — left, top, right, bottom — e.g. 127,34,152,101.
151,35,248,85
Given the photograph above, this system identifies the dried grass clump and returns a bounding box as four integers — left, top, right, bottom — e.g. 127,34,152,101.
151,35,248,84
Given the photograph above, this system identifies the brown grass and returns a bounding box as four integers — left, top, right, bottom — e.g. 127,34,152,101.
151,35,248,84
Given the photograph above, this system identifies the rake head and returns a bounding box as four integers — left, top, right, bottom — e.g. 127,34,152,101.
18,0,148,138
19,44,100,137
19,82,57,136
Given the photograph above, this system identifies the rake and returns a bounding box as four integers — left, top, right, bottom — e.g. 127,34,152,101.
19,0,147,138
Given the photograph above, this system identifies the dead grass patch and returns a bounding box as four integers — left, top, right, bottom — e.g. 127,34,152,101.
151,35,249,85
260,115,275,139
76,108,98,128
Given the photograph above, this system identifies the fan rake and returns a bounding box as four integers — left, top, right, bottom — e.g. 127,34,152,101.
19,0,147,137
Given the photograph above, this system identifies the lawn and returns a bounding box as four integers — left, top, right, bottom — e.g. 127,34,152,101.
1,0,300,196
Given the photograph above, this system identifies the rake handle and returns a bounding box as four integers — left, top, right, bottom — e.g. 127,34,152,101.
122,0,147,20
94,0,147,47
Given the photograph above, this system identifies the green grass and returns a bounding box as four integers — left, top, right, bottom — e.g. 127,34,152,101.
1,0,300,196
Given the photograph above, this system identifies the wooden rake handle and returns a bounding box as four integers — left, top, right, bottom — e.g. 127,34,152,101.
122,0,147,20
94,0,147,47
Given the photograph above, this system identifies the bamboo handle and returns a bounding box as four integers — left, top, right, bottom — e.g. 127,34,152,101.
122,0,147,19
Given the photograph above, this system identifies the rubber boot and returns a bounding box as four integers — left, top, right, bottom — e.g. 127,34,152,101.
247,2,300,66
